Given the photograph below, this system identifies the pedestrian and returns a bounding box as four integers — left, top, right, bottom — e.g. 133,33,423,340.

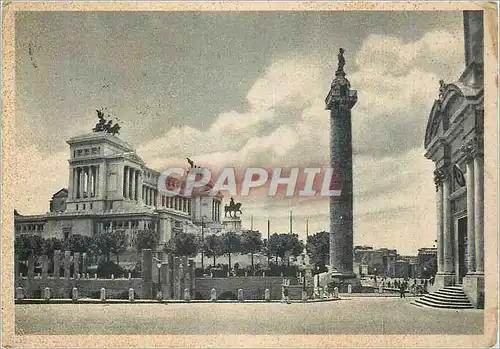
399,283,406,298
283,287,290,304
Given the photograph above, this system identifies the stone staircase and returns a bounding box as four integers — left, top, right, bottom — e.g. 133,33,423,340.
412,285,474,309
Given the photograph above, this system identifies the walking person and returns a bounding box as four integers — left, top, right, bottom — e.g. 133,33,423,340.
283,287,290,304
399,282,406,298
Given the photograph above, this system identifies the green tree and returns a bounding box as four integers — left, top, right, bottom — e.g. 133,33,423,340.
204,234,225,267
268,233,304,266
164,232,199,257
306,231,330,270
93,230,128,263
240,230,263,269
135,230,158,253
65,234,93,253
14,234,44,260
42,237,65,258
221,231,241,270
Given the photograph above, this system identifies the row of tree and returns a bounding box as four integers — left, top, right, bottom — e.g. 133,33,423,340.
15,229,331,271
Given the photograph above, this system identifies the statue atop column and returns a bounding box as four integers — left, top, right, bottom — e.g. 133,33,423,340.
337,48,346,73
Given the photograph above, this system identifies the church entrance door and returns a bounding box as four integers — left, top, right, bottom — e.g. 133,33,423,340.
456,217,468,283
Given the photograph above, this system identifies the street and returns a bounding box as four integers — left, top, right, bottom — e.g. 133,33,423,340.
15,297,483,335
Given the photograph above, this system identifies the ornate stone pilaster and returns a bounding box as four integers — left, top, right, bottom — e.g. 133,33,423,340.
441,166,454,275
433,167,446,273
461,138,476,273
473,135,484,274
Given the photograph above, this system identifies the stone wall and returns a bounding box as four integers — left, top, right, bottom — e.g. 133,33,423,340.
17,277,144,299
194,276,283,300
15,249,196,301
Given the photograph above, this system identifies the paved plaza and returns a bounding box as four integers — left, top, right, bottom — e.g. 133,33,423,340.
15,297,483,335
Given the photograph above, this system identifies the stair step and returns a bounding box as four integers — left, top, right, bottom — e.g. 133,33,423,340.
423,294,472,305
414,298,473,309
433,291,469,299
436,289,466,296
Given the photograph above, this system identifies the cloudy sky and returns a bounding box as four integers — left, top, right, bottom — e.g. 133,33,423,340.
14,11,465,255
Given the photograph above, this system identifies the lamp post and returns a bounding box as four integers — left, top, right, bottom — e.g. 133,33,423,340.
316,265,320,291
156,262,162,300
201,217,204,272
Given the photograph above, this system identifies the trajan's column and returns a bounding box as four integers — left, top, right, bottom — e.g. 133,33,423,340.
325,48,358,279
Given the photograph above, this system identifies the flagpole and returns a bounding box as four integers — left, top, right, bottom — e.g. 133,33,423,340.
267,219,270,266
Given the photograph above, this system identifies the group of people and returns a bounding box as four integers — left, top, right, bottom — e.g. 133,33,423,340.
374,275,436,298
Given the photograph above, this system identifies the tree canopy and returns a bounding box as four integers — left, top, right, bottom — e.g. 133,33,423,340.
165,232,199,257
306,231,330,269
203,234,225,266
135,230,158,253
240,230,263,268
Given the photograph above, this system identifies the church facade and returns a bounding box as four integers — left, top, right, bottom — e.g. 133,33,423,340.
15,126,224,260
424,10,484,307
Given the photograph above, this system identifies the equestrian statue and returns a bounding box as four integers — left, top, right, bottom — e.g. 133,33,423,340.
224,197,242,218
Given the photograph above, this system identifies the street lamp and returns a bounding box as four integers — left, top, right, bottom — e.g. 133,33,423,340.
316,265,320,289
156,262,162,300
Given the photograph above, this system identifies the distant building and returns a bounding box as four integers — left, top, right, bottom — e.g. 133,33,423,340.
353,246,397,277
417,247,437,278
14,127,223,263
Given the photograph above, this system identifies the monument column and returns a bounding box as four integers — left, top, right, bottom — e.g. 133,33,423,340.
135,171,139,201
68,167,74,199
325,48,357,278
86,167,91,197
80,167,86,197
123,166,128,199
130,168,136,201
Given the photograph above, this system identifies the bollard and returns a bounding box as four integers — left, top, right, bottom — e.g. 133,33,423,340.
100,288,106,301
237,288,244,302
302,290,308,302
347,284,352,294
128,273,132,280
72,287,78,301
184,288,191,301
264,288,270,302
210,288,217,302
129,288,135,302
44,287,51,301
333,287,339,299
16,287,24,300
